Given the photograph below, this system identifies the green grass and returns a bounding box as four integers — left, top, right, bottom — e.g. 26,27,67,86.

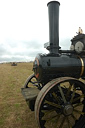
0,62,38,128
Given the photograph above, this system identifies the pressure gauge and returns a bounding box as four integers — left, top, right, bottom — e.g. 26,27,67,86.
70,45,74,51
75,41,84,53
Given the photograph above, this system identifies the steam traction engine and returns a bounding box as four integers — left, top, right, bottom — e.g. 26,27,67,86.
21,1,85,128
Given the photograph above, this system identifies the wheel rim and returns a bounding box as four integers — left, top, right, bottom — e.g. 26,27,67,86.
35,77,85,128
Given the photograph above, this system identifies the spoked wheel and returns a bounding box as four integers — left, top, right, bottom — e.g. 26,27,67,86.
35,77,85,128
24,74,42,89
23,74,42,111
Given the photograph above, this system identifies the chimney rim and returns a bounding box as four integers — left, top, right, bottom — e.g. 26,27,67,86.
47,1,60,6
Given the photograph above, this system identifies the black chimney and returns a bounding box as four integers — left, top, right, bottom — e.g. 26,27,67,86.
47,1,60,54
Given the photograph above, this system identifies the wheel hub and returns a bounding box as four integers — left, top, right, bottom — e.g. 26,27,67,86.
63,104,73,116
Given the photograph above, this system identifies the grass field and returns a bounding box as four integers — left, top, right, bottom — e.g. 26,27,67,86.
1,62,85,128
0,62,38,128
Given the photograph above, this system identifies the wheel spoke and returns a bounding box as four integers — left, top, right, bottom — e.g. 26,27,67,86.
41,109,56,116
54,114,61,128
42,109,62,126
73,108,85,115
70,86,76,103
73,102,83,108
30,81,38,84
59,116,66,128
58,85,67,104
71,113,77,121
44,100,61,108
30,81,39,86
66,116,72,128
66,83,72,99
42,113,59,122
52,92,61,104
72,94,85,103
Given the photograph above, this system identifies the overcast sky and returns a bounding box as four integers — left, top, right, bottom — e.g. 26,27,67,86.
0,0,85,62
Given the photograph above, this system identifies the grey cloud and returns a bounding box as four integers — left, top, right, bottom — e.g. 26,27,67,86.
0,44,11,55
60,38,71,50
0,39,45,62
21,40,44,49
5,38,19,48
0,37,71,63
13,48,44,57
0,55,34,63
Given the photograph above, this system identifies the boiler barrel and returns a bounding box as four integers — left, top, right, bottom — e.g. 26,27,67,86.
33,54,85,83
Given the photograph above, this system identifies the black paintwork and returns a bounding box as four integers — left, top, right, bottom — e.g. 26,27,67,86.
33,54,85,84
47,1,60,54
71,33,85,50
33,1,85,85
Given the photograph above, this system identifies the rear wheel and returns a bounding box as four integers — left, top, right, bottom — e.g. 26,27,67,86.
35,77,85,128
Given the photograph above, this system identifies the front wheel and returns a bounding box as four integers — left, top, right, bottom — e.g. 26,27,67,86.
23,74,41,111
24,74,42,89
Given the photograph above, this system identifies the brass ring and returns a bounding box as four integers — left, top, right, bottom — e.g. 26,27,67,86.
78,56,84,76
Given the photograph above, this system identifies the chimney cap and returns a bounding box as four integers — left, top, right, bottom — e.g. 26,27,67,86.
47,1,60,6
